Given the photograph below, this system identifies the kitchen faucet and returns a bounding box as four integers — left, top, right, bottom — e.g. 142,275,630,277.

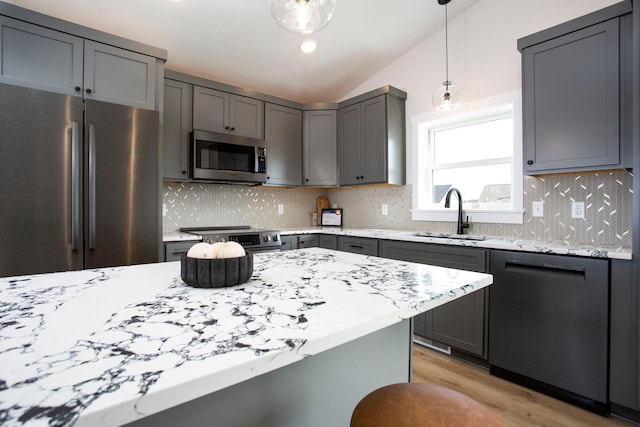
444,187,470,235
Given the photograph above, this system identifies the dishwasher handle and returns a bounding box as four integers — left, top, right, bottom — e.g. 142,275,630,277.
504,259,586,277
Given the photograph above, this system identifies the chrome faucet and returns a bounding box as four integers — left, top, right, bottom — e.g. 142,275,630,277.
444,187,470,235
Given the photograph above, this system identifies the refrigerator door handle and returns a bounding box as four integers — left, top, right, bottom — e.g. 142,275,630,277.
71,121,81,251
89,123,97,250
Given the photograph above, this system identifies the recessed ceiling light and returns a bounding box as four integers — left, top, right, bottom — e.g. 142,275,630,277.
300,39,317,54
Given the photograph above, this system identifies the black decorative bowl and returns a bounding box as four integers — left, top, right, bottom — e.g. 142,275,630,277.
181,253,254,288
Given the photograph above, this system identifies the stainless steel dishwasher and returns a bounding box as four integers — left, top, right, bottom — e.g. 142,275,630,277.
488,250,609,415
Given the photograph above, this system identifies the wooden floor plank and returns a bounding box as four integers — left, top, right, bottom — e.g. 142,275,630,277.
412,344,635,427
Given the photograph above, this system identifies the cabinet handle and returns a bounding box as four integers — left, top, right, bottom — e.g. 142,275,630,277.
86,88,93,94
74,86,82,92
527,160,534,165
71,121,81,251
349,245,364,250
88,124,97,250
230,127,235,131
305,178,309,182
181,170,187,174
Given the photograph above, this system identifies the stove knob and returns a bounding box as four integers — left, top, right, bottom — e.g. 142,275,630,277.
273,234,279,242
263,234,271,243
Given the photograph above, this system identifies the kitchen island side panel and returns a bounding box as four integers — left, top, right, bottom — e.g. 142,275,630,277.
125,320,411,427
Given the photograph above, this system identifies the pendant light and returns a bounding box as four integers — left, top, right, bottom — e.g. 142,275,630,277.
432,0,461,111
270,0,337,34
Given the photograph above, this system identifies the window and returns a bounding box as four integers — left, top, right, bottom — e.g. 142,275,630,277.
412,93,523,224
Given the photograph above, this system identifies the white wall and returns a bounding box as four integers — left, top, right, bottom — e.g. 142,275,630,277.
341,0,622,182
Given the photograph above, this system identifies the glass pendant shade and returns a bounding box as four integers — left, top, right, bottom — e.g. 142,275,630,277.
270,0,336,34
433,80,461,111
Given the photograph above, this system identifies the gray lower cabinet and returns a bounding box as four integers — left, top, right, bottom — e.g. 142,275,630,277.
338,90,406,186
264,103,302,186
379,240,487,358
193,86,264,139
164,241,198,262
519,5,632,174
0,15,158,110
337,236,378,256
610,259,639,416
163,78,192,180
303,110,337,187
319,234,337,249
280,234,319,250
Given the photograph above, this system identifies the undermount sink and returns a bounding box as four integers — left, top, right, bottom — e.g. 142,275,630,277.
412,232,487,241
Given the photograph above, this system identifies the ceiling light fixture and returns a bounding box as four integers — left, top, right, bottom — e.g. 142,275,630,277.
432,0,461,111
270,0,336,34
300,39,317,53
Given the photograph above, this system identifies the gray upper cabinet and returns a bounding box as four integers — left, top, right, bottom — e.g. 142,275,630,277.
193,86,264,139
0,16,158,110
304,110,337,187
264,103,302,186
163,79,192,181
520,6,632,174
379,240,488,358
338,90,406,186
83,40,156,110
0,16,83,95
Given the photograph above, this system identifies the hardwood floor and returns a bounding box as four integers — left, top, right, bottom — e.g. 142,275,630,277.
412,344,635,427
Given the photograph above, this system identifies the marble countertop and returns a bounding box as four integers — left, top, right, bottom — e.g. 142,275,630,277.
278,227,632,260
0,248,491,426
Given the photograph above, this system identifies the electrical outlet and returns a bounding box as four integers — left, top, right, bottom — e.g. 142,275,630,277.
277,204,284,215
162,203,168,217
571,201,585,219
532,201,543,217
382,204,388,216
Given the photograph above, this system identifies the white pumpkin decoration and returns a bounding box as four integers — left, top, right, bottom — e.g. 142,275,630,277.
210,241,226,258
216,241,246,258
186,242,215,259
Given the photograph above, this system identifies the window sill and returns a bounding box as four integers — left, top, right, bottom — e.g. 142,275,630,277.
411,209,524,225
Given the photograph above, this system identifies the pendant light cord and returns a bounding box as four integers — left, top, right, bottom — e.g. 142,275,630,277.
444,2,449,88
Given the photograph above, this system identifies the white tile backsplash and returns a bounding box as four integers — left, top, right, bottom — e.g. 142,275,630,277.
164,170,632,248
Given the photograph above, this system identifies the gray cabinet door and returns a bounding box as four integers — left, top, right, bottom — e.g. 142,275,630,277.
523,18,621,174
280,235,298,251
361,96,386,184
0,16,83,96
379,240,487,357
298,234,319,248
304,110,337,187
193,86,264,139
319,234,337,249
193,86,228,133
164,241,196,262
163,79,192,180
84,40,156,110
338,103,362,186
230,94,264,139
264,103,302,186
610,259,638,410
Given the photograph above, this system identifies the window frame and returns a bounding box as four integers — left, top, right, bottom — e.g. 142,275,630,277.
411,91,524,225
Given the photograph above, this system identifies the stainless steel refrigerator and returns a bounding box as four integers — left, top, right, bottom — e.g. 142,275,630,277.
0,83,160,277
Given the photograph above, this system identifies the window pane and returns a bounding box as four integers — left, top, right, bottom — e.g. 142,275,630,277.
433,117,513,164
432,163,511,206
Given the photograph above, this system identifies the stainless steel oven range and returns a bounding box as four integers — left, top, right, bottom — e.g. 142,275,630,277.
180,226,282,253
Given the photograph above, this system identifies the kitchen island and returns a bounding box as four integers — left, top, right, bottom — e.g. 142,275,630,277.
0,248,492,426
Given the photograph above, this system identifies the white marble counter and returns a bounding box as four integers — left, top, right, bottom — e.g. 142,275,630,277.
0,248,491,426
279,227,632,260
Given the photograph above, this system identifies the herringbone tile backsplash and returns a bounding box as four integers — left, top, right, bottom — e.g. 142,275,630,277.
163,170,632,248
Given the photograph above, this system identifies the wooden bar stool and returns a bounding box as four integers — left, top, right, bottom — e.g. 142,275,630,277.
351,383,505,427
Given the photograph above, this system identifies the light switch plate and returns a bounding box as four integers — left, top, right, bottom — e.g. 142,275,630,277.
277,204,284,215
382,204,388,216
532,201,543,217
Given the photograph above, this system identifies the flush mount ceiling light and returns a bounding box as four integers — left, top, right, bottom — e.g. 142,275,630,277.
270,0,337,34
300,39,317,53
432,0,461,111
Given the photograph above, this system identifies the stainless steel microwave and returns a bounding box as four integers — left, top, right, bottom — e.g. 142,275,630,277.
190,130,267,185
